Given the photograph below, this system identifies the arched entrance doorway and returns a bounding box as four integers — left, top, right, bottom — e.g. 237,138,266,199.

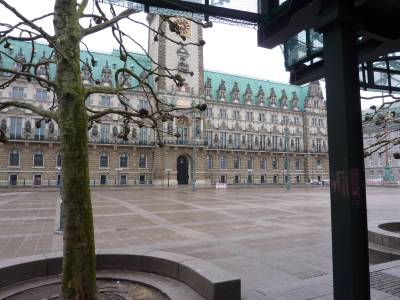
177,156,189,184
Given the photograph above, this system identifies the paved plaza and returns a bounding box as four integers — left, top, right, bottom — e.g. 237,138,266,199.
0,186,399,299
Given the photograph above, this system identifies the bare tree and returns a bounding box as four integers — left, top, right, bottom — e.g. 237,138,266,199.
362,94,400,159
0,0,207,298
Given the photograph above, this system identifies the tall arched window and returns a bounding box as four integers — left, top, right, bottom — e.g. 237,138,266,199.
260,158,266,169
272,157,278,170
120,153,128,168
100,153,109,168
247,157,253,170
56,153,62,167
207,155,213,169
220,156,226,169
139,153,146,168
234,156,240,169
9,149,19,166
33,151,44,167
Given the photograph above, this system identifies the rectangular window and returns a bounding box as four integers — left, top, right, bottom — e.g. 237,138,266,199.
234,175,239,184
35,88,48,101
247,158,253,170
34,174,42,186
247,134,254,150
205,130,212,146
273,175,277,184
176,127,187,145
100,175,107,185
139,175,146,184
219,109,227,119
219,132,227,148
100,154,108,168
9,150,19,166
11,86,25,99
120,175,127,185
261,175,265,184
100,95,111,107
206,107,213,117
296,175,300,184
207,155,213,169
10,117,22,139
258,113,265,122
139,154,146,168
234,157,240,169
271,114,278,123
34,153,44,167
296,159,301,170
246,112,253,121
139,99,149,109
120,155,128,168
9,174,17,186
234,133,240,149
316,138,322,152
272,136,278,151
56,154,62,167
294,117,299,126
260,135,266,150
295,138,300,152
260,159,266,169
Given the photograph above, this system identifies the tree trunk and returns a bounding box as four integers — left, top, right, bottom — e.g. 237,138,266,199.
53,1,98,299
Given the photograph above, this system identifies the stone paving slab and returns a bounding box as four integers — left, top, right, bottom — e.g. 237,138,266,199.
0,186,399,299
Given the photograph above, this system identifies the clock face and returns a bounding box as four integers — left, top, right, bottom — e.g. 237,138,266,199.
174,18,191,38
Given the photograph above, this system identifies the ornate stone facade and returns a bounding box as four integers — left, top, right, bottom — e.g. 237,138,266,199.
0,18,329,187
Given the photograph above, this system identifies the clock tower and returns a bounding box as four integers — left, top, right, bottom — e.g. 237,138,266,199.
147,14,204,98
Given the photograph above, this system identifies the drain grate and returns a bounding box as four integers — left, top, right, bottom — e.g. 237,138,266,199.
293,269,328,280
370,271,400,296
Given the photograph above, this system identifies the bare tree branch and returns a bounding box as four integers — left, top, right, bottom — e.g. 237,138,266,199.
0,100,58,121
81,7,139,37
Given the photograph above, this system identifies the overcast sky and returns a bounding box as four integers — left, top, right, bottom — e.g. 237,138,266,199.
1,0,382,109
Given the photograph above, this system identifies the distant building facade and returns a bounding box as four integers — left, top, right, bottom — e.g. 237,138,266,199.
0,16,329,187
363,116,400,183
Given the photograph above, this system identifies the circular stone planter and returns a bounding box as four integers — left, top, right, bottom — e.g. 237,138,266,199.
368,221,400,264
0,250,241,300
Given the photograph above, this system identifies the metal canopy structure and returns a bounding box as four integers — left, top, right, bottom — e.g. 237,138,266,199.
264,0,400,88
258,1,400,300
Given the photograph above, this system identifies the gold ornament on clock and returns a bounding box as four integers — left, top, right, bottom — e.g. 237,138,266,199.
175,18,192,38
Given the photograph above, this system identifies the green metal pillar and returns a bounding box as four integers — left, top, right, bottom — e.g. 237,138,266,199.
322,4,370,299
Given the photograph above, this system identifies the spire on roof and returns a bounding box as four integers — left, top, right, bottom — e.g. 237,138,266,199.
231,81,240,103
244,83,252,104
14,48,26,71
81,58,92,82
101,60,112,84
291,91,299,110
37,51,49,76
256,85,265,105
217,79,226,100
280,89,288,108
269,88,277,106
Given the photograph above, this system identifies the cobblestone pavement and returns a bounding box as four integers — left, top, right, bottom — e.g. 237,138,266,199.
0,186,399,299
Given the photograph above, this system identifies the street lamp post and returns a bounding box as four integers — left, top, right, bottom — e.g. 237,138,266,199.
192,111,197,192
56,166,63,231
284,127,291,191
166,169,171,187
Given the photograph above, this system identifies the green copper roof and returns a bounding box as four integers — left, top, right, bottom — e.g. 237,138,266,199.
0,40,151,86
204,70,308,110
1,41,310,110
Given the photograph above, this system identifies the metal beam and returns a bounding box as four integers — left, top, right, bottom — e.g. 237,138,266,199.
323,14,370,300
125,0,262,23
